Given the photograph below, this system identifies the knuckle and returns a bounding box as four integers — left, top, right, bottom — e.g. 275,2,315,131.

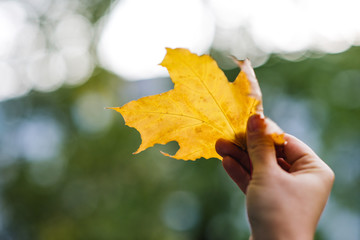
319,163,335,184
248,137,273,152
326,167,335,183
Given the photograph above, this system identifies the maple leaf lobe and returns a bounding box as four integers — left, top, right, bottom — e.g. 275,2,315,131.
112,48,284,161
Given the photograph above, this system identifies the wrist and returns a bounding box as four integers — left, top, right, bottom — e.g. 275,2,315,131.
250,220,315,240
251,227,314,240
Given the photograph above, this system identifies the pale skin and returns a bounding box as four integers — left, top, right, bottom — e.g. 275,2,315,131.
216,114,335,240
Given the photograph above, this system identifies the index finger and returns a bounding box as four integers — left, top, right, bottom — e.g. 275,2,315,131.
216,139,252,174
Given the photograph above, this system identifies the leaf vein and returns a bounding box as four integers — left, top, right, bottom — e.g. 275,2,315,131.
130,110,223,133
177,56,237,137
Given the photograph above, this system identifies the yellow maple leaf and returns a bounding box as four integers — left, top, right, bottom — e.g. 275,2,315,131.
110,48,283,160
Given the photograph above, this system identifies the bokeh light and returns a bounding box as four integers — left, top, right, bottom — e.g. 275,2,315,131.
72,91,113,134
17,116,64,162
161,191,201,231
97,0,215,80
0,0,94,102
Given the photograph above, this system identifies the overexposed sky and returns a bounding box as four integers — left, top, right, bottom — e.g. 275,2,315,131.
98,0,360,80
97,0,215,81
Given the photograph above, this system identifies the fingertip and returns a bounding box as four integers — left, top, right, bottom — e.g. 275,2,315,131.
216,139,252,173
215,138,230,157
216,138,243,158
247,114,265,133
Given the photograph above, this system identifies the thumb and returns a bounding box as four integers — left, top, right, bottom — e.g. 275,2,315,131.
246,114,277,172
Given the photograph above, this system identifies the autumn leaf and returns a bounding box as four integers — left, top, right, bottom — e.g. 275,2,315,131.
110,48,284,160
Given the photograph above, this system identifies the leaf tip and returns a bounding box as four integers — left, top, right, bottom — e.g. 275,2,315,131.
230,55,244,64
159,47,172,67
133,144,147,155
106,107,122,113
160,151,197,161
160,150,171,157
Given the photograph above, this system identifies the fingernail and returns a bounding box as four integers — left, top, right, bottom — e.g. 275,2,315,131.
247,114,264,132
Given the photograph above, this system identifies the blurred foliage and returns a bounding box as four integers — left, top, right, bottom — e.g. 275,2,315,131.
1,47,360,239
0,68,248,239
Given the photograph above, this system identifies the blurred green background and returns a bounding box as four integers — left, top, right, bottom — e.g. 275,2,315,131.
0,0,359,239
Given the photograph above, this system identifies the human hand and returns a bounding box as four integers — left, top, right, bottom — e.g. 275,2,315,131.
216,114,334,240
